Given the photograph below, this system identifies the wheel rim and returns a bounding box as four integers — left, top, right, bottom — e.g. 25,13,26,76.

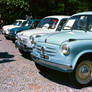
76,61,92,84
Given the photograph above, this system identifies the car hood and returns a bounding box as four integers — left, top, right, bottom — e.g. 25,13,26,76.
10,26,30,32
17,28,55,37
37,30,92,45
10,27,22,32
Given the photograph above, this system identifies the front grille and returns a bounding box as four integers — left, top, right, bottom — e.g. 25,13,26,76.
36,44,57,56
17,38,23,45
18,37,27,44
22,38,27,43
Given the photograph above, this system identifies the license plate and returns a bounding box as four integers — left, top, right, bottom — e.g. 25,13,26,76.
40,54,49,59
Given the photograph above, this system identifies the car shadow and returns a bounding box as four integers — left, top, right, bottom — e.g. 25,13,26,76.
0,52,15,63
39,68,91,89
22,53,33,61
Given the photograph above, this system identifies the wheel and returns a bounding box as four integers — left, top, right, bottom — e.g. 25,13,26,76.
70,60,92,87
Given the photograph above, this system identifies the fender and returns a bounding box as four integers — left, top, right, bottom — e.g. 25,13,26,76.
72,49,92,70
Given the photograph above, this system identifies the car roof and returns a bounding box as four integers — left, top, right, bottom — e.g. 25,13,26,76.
44,15,70,20
29,19,41,21
16,19,26,22
72,11,92,17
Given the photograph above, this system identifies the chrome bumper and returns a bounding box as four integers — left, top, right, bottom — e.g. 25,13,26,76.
32,55,73,72
15,41,32,52
4,33,16,39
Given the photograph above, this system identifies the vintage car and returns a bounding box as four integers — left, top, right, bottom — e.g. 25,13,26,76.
6,19,40,40
2,19,26,36
32,12,92,87
15,15,70,56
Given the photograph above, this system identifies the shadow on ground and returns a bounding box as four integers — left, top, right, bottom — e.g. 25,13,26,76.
39,67,91,89
21,53,33,61
0,52,15,63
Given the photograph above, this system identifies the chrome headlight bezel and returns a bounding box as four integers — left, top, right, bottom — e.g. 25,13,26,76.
30,35,36,44
62,44,70,55
7,29,10,34
31,37,36,48
7,29,10,31
14,31,17,34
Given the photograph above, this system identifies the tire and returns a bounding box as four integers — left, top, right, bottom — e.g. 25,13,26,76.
70,60,92,88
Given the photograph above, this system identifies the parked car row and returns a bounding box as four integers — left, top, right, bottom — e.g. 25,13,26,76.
2,11,92,87
2,19,26,37
15,15,70,55
3,18,41,40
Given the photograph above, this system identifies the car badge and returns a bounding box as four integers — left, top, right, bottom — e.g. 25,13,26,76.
45,39,47,43
41,47,45,54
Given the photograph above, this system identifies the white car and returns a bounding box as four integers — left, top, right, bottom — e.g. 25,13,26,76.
2,19,26,36
15,16,70,56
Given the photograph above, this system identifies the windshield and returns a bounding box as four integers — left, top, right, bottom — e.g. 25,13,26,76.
21,21,32,26
37,18,58,29
13,21,22,26
63,15,92,32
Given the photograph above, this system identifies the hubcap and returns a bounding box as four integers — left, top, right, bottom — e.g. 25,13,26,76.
80,65,90,79
76,61,92,84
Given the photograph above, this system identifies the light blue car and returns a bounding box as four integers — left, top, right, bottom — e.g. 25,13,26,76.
32,12,92,87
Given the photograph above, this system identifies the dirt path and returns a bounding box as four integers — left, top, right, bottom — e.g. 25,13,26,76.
0,34,92,92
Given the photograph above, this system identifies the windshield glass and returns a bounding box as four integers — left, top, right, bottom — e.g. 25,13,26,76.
13,21,22,26
37,18,58,29
63,15,92,31
21,21,32,26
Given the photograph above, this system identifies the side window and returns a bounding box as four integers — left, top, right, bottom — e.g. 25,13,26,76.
56,18,67,31
87,16,92,31
31,21,39,29
76,15,92,31
79,16,87,28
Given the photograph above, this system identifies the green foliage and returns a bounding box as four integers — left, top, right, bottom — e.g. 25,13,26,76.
0,0,92,24
0,0,30,24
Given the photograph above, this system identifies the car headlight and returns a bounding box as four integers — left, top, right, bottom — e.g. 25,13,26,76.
30,34,41,48
14,31,17,34
29,36,36,48
16,34,18,39
31,37,36,48
30,35,35,44
31,38,34,44
7,29,10,31
7,29,10,33
32,41,36,48
62,44,70,55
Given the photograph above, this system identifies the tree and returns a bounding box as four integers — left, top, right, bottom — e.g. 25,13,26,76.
0,0,92,24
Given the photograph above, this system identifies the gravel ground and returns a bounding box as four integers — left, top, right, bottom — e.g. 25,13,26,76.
0,34,92,92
